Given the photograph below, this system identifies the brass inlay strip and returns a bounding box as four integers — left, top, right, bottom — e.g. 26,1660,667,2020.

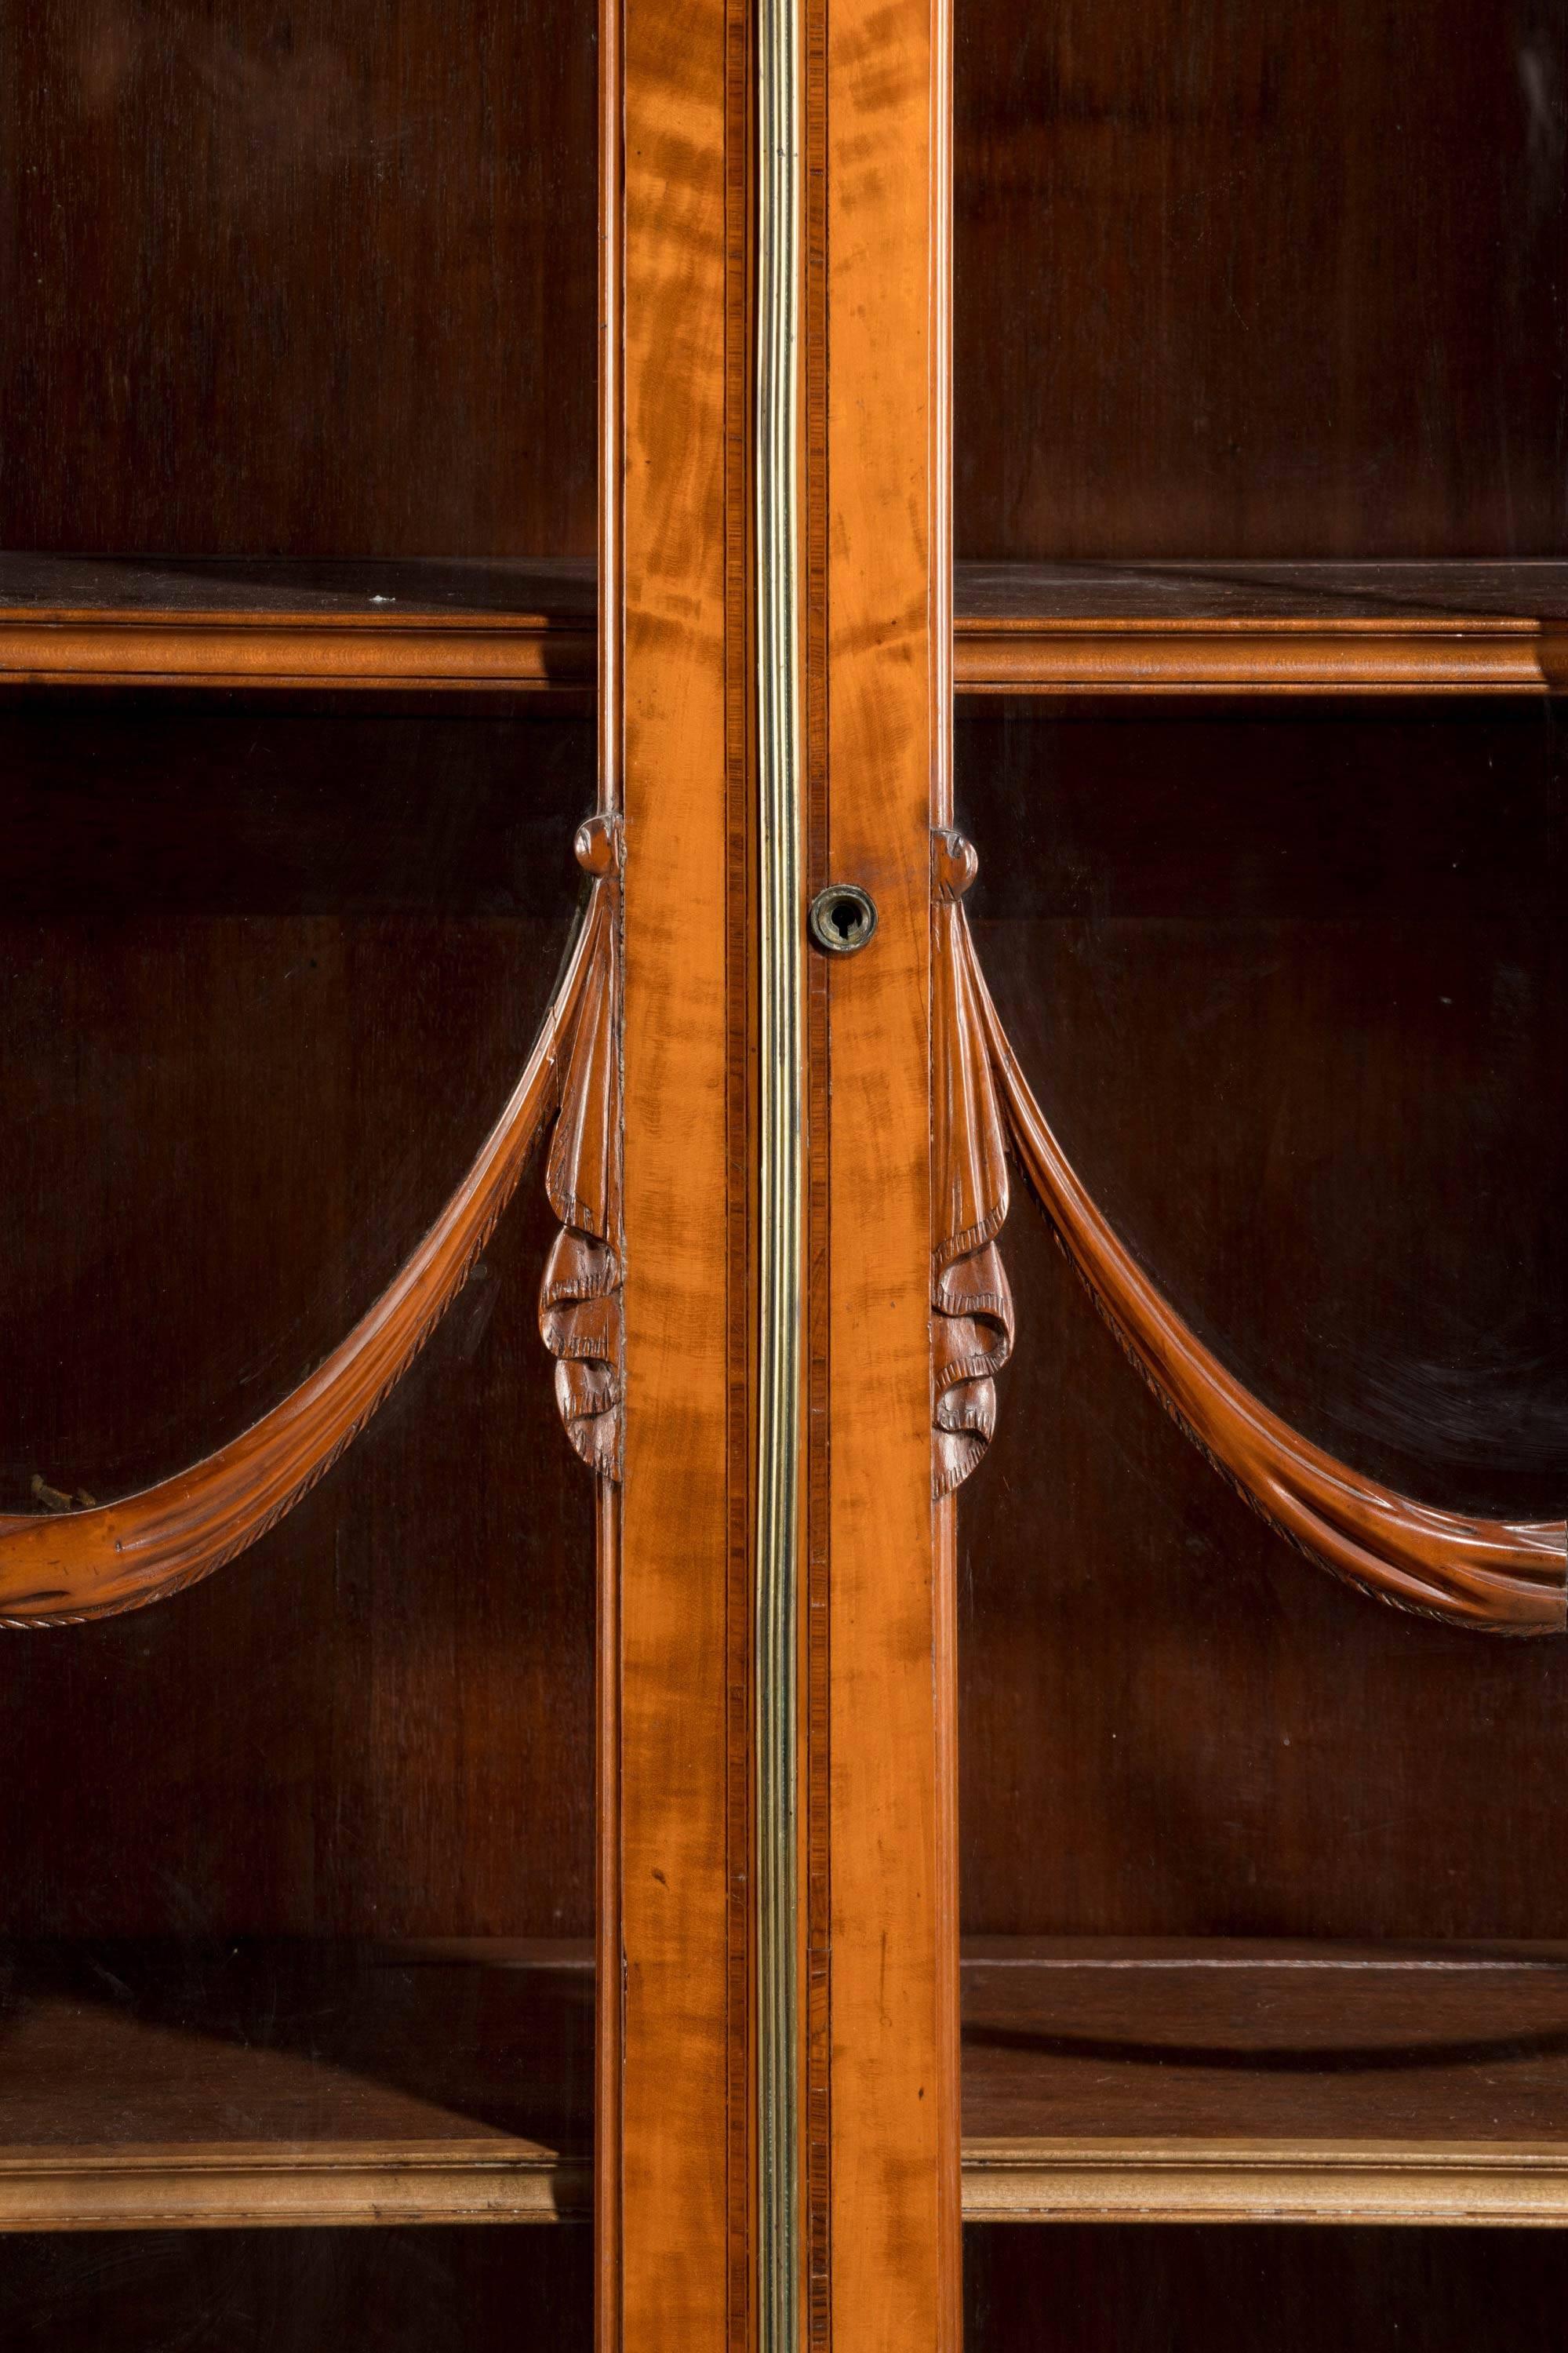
755,0,803,2323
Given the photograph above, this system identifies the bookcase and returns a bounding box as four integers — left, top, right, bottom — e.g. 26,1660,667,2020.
2,0,1565,2347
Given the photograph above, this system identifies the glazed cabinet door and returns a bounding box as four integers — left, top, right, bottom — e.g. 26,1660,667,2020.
0,5,611,2345
947,2,1568,2348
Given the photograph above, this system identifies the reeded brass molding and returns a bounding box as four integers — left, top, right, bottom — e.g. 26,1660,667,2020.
755,0,805,2322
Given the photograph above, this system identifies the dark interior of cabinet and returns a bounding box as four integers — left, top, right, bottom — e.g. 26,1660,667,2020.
956,694,1568,1943
0,0,596,560
965,2226,1568,2353
0,691,597,1940
954,693,1568,2228
0,693,597,2249
0,2226,593,2353
955,0,1568,559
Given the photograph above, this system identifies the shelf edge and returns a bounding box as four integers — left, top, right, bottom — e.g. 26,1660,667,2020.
962,2137,1568,2227
0,2143,591,2232
954,623,1568,696
6,614,1566,696
0,616,597,692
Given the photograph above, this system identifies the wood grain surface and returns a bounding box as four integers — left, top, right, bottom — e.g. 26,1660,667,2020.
820,0,951,2339
8,558,1568,698
613,0,740,2330
0,2228,593,2351
965,2224,1568,2348
0,1,596,558
955,566,1568,693
955,0,1568,560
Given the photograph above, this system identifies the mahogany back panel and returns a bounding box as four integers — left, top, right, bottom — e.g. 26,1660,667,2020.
955,0,1568,558
965,2225,1568,2353
956,697,1568,1939
0,2226,592,2353
0,0,596,558
0,693,596,1937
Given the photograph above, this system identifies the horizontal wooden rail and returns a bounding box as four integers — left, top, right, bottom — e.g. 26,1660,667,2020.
952,617,1568,696
3,606,1564,696
0,612,595,691
0,2143,588,2233
961,2137,1568,2226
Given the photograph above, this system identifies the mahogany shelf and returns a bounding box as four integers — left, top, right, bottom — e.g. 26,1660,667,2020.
6,556,1568,696
953,562,1568,695
0,557,595,693
962,1940,1568,2226
0,1940,592,2232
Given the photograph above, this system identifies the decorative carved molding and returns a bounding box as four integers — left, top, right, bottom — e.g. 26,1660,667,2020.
940,867,1566,1633
932,828,1014,1498
539,814,624,1480
0,813,622,1629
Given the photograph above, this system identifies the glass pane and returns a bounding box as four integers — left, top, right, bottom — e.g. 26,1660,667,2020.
0,1,595,559
955,696,1568,2326
0,692,598,2333
956,1,1568,558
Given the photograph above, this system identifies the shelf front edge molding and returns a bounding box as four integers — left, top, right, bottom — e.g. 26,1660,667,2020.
0,814,622,1629
961,2139,1568,2226
940,840,1566,1634
0,2144,590,2233
0,613,597,691
953,620,1568,695
5,611,1564,698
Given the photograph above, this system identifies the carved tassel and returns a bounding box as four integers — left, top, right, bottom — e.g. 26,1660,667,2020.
539,813,624,1482
932,826,1014,1499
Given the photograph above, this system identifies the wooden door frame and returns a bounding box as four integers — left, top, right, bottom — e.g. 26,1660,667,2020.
607,0,955,2334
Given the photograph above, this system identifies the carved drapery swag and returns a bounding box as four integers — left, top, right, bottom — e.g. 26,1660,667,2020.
0,811,622,1630
931,827,1014,1499
933,826,1566,1635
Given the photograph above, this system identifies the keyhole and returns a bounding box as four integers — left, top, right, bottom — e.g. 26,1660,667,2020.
808,882,878,956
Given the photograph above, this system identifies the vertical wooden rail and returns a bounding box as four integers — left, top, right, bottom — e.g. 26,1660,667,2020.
595,0,625,2329
813,0,951,2344
928,1,962,2338
613,0,742,2336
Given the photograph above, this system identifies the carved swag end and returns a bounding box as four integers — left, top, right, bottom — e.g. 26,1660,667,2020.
539,813,624,1482
932,826,1014,1500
